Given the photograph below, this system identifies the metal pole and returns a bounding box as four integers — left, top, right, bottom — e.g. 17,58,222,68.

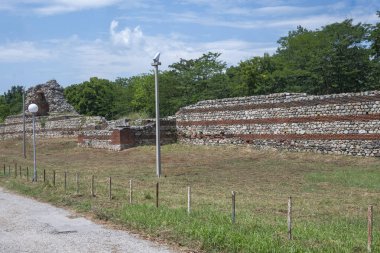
32,113,37,182
153,63,161,178
22,90,26,159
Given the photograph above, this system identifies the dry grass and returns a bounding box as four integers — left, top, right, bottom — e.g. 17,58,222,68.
1,137,380,252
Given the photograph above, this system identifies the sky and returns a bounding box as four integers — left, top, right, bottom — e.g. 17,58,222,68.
0,0,379,93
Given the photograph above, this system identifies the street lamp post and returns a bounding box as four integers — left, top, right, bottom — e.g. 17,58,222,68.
23,88,26,159
152,52,161,178
28,103,38,182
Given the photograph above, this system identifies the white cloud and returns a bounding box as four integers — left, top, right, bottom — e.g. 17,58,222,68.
0,3,12,10
0,0,121,14
74,22,276,78
36,0,121,14
0,21,273,87
0,42,52,62
110,20,144,48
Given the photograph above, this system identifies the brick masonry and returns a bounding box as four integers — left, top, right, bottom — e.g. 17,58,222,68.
0,114,107,140
3,82,380,156
78,119,177,151
175,91,380,157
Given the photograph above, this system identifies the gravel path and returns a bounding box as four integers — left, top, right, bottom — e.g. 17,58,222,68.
0,187,177,253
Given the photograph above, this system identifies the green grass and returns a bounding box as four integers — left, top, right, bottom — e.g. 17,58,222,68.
1,138,380,252
307,167,380,189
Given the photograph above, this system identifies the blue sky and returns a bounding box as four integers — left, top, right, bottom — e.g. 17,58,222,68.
0,0,379,93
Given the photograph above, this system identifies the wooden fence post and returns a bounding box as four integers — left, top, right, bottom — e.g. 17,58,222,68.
43,169,46,182
8,165,10,176
232,191,236,224
14,163,17,178
109,177,112,200
156,182,159,208
64,172,67,193
91,175,95,197
129,179,133,204
53,170,56,186
188,186,191,214
3,164,5,176
288,196,292,240
19,166,22,178
368,205,373,253
76,172,79,194
26,166,29,180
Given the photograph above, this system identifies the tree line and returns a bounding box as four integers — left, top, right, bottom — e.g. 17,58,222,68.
1,16,379,122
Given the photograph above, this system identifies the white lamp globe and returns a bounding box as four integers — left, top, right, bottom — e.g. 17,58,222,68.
28,103,38,113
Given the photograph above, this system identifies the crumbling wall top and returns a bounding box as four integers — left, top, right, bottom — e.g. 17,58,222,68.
25,80,78,116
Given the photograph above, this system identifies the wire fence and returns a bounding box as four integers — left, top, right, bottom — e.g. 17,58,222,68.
0,162,378,252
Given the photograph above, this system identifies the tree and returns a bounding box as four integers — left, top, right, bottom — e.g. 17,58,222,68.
0,96,10,122
274,20,373,94
368,11,380,90
64,77,117,119
0,85,23,122
168,52,228,105
227,53,277,96
125,74,155,116
371,11,380,60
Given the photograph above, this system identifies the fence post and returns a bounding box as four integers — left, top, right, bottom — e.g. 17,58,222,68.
43,169,46,182
232,191,236,224
26,166,29,180
19,166,22,178
8,165,10,176
76,172,79,194
156,182,159,208
14,163,17,178
3,164,5,176
53,170,56,186
288,196,292,240
109,177,112,200
91,175,95,197
129,179,133,204
64,172,67,193
188,186,191,214
368,205,373,253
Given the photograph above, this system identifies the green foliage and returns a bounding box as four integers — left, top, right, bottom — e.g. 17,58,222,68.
228,18,380,96
168,52,228,104
227,53,277,96
64,52,229,119
123,74,155,116
156,52,229,116
62,15,380,118
0,85,23,122
371,11,380,60
64,77,124,120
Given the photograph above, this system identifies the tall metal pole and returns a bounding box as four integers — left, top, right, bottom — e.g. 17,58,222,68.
22,90,26,159
32,113,37,182
152,53,161,178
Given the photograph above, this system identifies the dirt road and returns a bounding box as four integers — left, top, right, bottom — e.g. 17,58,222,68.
0,187,176,253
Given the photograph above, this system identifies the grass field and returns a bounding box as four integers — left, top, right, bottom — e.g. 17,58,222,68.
1,138,380,252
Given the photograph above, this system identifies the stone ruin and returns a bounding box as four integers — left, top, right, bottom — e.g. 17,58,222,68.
25,80,78,116
176,91,380,157
0,80,177,150
2,79,380,157
78,118,177,151
0,80,107,139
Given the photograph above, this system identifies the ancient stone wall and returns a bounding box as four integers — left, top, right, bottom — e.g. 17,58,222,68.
0,115,107,140
78,119,177,151
176,91,380,157
25,80,78,116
